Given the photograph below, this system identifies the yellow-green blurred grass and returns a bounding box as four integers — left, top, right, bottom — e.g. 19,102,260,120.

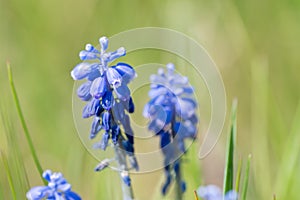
1,0,300,199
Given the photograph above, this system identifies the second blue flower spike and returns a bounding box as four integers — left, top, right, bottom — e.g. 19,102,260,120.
143,63,198,196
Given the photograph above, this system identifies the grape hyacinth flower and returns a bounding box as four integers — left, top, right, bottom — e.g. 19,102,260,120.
143,63,198,198
26,170,81,200
71,36,138,199
196,185,238,200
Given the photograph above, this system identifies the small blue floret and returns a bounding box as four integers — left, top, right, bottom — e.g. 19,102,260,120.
26,170,81,200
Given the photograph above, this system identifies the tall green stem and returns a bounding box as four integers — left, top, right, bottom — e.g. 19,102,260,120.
114,141,134,200
7,63,46,185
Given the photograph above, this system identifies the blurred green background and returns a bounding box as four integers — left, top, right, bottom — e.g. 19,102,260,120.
1,0,300,199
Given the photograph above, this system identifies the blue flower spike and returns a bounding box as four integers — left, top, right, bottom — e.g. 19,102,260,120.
26,170,81,200
143,63,198,196
71,36,138,199
71,36,137,156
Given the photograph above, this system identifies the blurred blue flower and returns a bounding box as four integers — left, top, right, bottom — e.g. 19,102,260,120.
196,185,238,200
26,170,81,200
71,36,138,171
143,63,198,195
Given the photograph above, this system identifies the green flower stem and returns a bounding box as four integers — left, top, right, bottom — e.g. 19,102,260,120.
114,141,134,200
7,63,46,185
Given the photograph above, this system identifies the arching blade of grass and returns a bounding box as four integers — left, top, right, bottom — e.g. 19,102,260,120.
0,108,30,197
275,100,300,198
6,62,46,185
251,57,271,199
1,151,17,200
223,99,238,194
241,154,251,200
235,157,243,193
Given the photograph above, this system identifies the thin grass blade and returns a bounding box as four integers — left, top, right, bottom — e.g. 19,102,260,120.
235,157,243,193
251,57,271,199
223,99,238,194
1,151,17,200
0,111,30,196
6,62,46,184
241,154,251,200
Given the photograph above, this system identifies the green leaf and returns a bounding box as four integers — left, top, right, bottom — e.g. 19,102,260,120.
241,154,251,200
7,62,46,185
223,99,238,194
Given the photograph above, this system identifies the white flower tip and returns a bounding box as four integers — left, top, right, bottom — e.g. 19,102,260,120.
85,44,93,51
70,70,77,80
158,68,164,75
166,63,174,70
117,47,126,56
99,36,108,42
99,36,109,50
79,51,86,60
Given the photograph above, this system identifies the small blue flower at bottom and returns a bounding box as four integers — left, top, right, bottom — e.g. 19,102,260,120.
26,170,81,200
196,185,238,200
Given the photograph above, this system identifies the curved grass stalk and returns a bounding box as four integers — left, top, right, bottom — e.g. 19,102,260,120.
7,62,46,185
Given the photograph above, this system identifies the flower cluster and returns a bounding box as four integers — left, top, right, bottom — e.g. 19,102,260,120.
143,63,198,195
26,170,81,200
197,185,238,200
71,37,138,172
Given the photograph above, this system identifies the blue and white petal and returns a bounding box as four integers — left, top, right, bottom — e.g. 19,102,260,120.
115,63,136,84
99,37,109,51
79,50,98,61
65,191,82,200
106,68,122,87
27,170,81,200
107,47,126,62
102,112,111,131
71,63,98,80
90,117,102,139
82,98,101,118
77,81,92,101
101,90,113,110
114,84,130,101
90,76,108,99
112,101,125,123
26,186,50,200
